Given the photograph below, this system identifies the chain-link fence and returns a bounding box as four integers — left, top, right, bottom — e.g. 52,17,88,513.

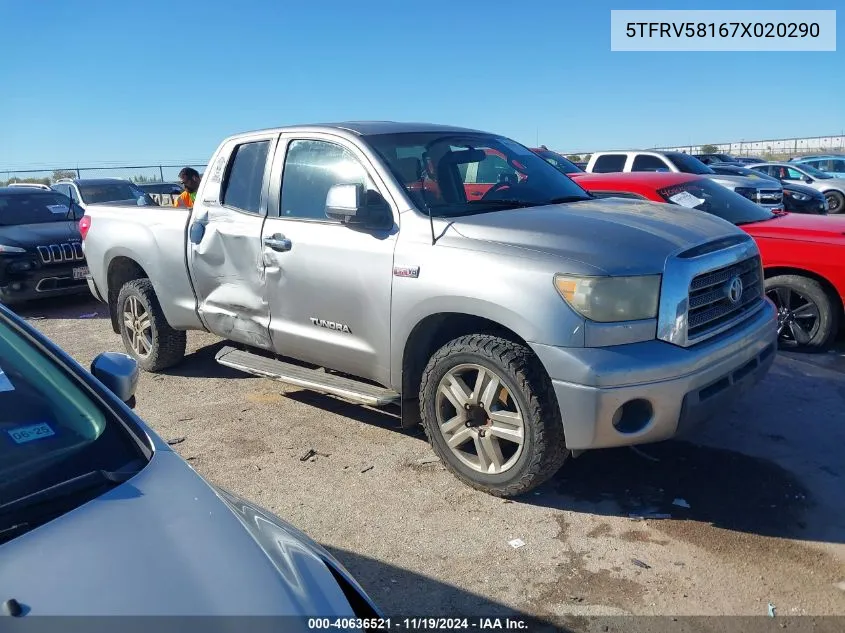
558,134,845,162
0,163,208,187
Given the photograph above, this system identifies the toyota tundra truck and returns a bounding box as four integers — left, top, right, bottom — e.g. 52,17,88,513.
80,122,778,497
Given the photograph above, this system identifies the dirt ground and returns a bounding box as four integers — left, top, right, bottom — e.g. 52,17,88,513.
17,295,845,631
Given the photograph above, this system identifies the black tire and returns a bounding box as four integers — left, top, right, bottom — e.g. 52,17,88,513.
116,278,186,372
824,190,845,214
765,274,839,352
419,334,568,497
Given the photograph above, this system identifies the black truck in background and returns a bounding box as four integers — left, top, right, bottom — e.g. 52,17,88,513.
0,187,89,305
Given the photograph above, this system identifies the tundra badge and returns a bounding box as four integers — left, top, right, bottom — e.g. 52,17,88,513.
310,317,351,333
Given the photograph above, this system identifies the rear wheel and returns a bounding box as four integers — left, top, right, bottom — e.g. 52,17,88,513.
765,275,838,352
419,334,568,497
117,278,186,371
824,190,845,214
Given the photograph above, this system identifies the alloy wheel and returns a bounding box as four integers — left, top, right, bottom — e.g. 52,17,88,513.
123,296,153,357
435,364,525,475
766,285,820,347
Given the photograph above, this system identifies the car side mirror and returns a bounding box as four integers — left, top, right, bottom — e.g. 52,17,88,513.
325,183,367,223
91,352,139,407
804,177,813,184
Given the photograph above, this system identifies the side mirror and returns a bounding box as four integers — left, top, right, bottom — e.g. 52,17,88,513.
804,177,813,184
325,183,367,223
91,352,139,407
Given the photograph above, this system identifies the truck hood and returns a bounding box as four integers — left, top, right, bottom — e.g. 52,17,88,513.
447,198,744,276
0,450,363,616
742,212,845,244
704,174,780,190
0,221,80,249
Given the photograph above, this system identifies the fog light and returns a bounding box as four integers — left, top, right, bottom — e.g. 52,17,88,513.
10,282,22,291
611,399,653,434
9,261,33,272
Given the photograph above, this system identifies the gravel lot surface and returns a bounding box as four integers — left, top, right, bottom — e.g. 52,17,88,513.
16,295,845,631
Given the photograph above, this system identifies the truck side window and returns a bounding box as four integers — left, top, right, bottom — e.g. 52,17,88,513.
280,140,369,221
592,155,627,173
221,140,271,215
631,155,670,172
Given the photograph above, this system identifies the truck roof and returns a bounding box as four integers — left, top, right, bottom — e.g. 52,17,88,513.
238,121,487,137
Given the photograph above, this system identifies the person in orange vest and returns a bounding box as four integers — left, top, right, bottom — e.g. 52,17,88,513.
174,167,201,208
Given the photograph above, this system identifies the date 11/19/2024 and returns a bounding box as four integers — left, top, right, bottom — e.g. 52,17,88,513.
307,618,528,630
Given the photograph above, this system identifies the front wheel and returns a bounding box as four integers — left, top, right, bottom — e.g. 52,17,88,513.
824,190,845,214
116,278,187,372
419,334,568,497
765,275,838,352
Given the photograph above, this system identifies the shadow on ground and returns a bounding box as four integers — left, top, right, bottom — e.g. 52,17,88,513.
11,294,105,321
160,340,252,379
283,390,426,439
324,546,565,631
522,439,832,544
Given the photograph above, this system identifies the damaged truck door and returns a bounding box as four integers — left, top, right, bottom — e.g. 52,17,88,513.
260,135,398,384
187,134,277,349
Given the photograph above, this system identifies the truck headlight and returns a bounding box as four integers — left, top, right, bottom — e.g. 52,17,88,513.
554,274,662,323
0,244,26,254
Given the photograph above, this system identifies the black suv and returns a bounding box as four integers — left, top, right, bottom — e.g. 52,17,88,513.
0,187,89,305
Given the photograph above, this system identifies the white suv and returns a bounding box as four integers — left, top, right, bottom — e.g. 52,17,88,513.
586,151,784,211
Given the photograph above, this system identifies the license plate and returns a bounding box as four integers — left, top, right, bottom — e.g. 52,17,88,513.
73,266,89,280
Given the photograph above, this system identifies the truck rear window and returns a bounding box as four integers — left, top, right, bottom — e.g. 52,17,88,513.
0,192,81,226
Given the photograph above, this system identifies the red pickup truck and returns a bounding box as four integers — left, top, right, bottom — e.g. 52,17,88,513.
570,171,845,352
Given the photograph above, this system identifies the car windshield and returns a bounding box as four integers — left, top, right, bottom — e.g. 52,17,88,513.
0,312,148,543
0,192,83,226
79,182,155,204
366,132,593,217
533,150,582,174
657,178,776,225
797,164,832,179
666,152,715,175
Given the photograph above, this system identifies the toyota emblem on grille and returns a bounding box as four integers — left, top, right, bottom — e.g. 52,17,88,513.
727,276,744,304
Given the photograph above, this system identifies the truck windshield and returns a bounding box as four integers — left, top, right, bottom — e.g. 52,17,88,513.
0,192,82,225
665,153,715,175
0,312,148,544
366,132,593,217
657,178,776,226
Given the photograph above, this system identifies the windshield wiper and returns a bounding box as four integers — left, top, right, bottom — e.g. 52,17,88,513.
546,196,592,204
0,462,144,517
468,196,589,209
0,522,30,545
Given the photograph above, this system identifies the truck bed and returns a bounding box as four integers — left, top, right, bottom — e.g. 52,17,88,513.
81,205,202,331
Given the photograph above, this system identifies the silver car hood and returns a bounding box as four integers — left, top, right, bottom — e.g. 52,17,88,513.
0,450,362,617
447,197,745,276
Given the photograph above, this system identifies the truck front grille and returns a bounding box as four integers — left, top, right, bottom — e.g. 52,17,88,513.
687,255,763,342
37,242,85,265
757,189,783,204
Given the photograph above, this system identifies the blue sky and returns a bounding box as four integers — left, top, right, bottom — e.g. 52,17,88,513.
0,0,841,169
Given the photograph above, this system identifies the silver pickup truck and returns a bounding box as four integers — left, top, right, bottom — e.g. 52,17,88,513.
81,122,778,497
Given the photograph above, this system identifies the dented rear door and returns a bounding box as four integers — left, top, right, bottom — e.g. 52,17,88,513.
186,133,279,349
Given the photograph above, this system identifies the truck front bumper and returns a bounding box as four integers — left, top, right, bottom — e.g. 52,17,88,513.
530,299,778,451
